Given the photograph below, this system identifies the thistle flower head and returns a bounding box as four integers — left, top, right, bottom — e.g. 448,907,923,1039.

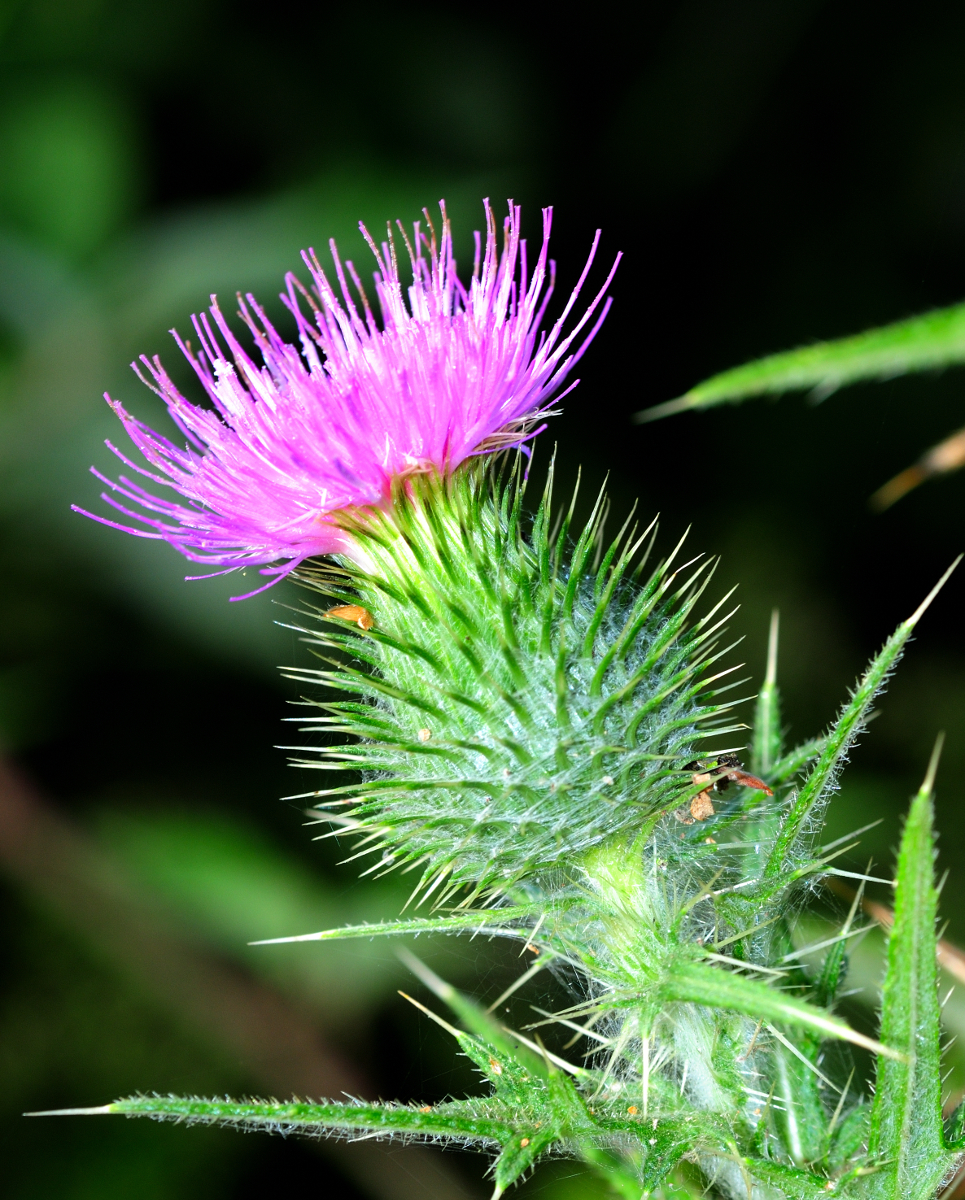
75,201,619,595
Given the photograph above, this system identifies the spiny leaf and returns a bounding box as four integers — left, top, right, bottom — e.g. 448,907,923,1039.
396,948,547,1075
490,1069,595,1195
658,960,902,1060
770,736,827,785
828,1103,870,1172
772,1040,827,1166
751,609,782,779
491,1124,559,1196
636,1116,729,1195
763,560,960,880
248,904,542,945
48,1095,516,1143
862,738,961,1200
634,300,965,422
739,1156,837,1200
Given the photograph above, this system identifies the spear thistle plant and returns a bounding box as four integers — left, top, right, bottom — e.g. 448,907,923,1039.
55,200,965,1200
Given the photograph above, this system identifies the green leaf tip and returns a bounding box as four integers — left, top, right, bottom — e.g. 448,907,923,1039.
904,556,961,629
765,607,779,688
632,394,700,423
921,732,945,797
398,989,465,1042
751,608,782,777
396,947,546,1071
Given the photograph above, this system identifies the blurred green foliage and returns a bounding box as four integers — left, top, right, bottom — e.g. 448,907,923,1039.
2,0,965,1197
95,805,475,1024
0,77,140,259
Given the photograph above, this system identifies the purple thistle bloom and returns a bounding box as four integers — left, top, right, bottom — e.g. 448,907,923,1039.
75,201,620,597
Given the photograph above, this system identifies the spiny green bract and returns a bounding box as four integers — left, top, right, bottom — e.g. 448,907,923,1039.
285,460,746,900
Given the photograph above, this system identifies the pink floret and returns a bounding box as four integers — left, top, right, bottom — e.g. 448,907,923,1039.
74,200,620,598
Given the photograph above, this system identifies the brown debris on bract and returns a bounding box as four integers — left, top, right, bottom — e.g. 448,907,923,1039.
674,754,775,825
689,788,716,822
325,604,374,630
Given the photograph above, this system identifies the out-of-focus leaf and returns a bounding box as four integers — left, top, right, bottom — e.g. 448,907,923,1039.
869,425,965,510
95,807,420,1024
100,165,519,349
635,301,965,422
0,79,141,260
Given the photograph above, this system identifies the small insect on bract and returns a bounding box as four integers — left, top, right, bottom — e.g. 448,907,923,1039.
324,604,374,630
674,754,773,824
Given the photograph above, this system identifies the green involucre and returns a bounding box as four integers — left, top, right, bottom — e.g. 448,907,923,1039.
287,461,744,899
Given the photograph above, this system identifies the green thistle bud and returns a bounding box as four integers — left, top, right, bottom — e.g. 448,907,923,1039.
287,459,746,901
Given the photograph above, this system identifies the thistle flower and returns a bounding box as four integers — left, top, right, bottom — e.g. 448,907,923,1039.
74,201,619,596
55,187,965,1200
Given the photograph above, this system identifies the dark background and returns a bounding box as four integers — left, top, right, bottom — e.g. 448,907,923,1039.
2,1,965,1197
